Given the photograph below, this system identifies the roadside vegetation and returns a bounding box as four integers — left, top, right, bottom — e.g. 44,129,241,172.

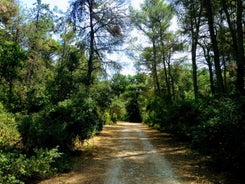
0,0,244,183
128,0,245,179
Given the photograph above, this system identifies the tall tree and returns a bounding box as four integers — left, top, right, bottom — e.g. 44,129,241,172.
0,0,29,111
20,0,57,112
130,0,174,96
154,3,174,99
221,0,244,94
198,40,215,94
70,0,126,86
172,0,203,99
235,0,244,94
0,41,27,110
203,0,224,94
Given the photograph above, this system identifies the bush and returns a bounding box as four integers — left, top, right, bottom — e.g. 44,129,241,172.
0,103,20,149
191,97,245,171
109,97,126,123
144,96,167,127
144,95,245,176
0,102,62,183
18,87,103,152
0,147,61,183
102,111,112,124
144,97,199,138
163,100,199,138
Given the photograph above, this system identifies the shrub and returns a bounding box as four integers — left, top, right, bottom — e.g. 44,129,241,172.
0,147,61,183
144,96,167,127
102,111,112,124
0,102,62,183
163,100,199,138
0,103,20,149
18,88,103,152
109,97,126,123
144,95,245,175
144,97,199,138
191,97,245,171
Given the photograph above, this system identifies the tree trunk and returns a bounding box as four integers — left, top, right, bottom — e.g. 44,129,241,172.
191,36,198,99
236,0,244,94
160,37,171,98
207,57,215,95
87,0,95,87
190,1,202,100
200,43,215,95
166,54,175,100
152,37,161,96
221,0,244,94
204,0,224,94
162,55,171,97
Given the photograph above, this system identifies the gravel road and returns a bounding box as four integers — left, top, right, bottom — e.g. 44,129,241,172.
105,122,180,184
39,122,226,184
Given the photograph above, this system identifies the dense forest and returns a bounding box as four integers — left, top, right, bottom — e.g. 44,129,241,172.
0,0,244,183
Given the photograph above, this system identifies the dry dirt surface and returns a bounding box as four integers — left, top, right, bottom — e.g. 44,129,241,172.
39,122,231,184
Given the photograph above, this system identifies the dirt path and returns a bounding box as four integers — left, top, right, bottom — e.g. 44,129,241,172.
39,122,228,184
104,122,180,184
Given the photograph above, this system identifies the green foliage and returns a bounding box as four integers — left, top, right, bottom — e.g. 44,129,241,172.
18,86,103,152
72,88,103,136
48,50,82,105
145,96,245,173
144,96,167,127
109,97,126,123
110,73,129,97
0,0,17,24
0,147,61,184
28,147,61,177
90,82,114,125
110,74,147,123
101,111,112,124
0,103,20,148
0,102,62,183
0,41,26,80
191,97,245,171
164,100,199,137
0,0,243,181
0,41,28,111
91,81,112,111
25,84,50,113
144,97,199,136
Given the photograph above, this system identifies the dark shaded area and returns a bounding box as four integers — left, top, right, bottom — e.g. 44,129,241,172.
125,98,142,123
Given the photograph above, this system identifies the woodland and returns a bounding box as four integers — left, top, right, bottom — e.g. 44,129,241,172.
0,0,244,183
